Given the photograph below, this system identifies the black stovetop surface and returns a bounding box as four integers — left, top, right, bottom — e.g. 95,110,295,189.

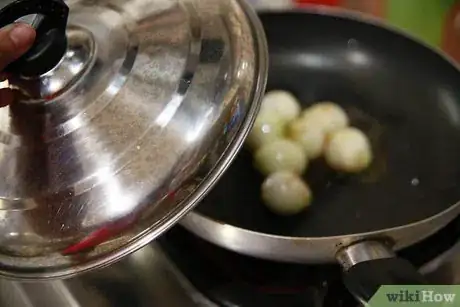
158,215,460,307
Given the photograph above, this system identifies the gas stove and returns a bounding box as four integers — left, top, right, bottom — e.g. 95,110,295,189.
1,214,460,307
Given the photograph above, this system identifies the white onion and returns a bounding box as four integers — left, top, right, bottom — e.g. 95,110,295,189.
324,127,373,173
254,139,308,176
287,118,327,159
246,111,285,151
302,102,349,134
260,90,301,122
261,171,312,216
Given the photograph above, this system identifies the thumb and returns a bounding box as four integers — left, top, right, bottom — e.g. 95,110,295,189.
0,23,36,71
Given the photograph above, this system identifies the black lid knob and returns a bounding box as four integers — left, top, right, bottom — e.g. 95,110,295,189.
0,0,69,77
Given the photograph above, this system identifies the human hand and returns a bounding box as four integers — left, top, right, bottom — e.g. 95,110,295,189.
0,23,36,107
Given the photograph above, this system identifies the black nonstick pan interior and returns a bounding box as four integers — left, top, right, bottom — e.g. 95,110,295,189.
196,12,460,237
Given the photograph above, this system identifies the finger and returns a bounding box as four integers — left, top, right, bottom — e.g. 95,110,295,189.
0,23,36,71
0,89,13,108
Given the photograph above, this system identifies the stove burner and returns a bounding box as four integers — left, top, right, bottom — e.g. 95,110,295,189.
159,215,460,307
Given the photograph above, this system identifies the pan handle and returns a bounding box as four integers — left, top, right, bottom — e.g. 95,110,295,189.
337,240,427,303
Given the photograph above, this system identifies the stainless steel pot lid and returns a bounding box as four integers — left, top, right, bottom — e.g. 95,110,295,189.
0,0,267,279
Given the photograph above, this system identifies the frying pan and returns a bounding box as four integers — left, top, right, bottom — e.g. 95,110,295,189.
181,10,460,302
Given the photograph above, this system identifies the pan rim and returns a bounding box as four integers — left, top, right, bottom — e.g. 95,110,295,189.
257,6,460,74
181,9,460,261
181,201,460,262
184,200,460,243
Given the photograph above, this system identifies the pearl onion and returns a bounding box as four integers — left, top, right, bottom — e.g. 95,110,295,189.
254,139,308,176
261,172,312,216
247,111,285,151
324,127,373,173
261,90,301,123
287,118,327,159
302,102,349,134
